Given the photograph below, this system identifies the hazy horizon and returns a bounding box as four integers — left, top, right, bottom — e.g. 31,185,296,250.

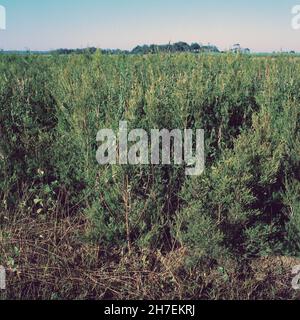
0,0,300,52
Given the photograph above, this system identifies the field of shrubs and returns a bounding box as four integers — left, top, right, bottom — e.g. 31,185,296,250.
0,52,299,299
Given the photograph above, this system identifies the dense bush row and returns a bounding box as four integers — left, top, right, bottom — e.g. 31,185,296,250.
0,52,299,266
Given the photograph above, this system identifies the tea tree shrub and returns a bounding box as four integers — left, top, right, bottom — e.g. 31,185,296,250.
175,58,300,261
0,56,58,210
0,53,299,261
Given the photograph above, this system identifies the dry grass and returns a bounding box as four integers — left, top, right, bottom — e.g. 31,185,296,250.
1,212,299,300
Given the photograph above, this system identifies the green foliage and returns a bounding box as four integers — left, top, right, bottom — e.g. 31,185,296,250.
175,202,226,264
175,57,300,262
284,181,300,256
0,53,299,265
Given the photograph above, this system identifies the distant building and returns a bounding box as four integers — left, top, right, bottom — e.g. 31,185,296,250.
230,44,251,54
231,44,241,53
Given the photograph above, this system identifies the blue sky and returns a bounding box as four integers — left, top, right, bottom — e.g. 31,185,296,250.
0,0,299,52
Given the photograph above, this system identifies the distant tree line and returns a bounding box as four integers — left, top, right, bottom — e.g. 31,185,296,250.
131,42,220,54
54,47,130,55
53,42,220,55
